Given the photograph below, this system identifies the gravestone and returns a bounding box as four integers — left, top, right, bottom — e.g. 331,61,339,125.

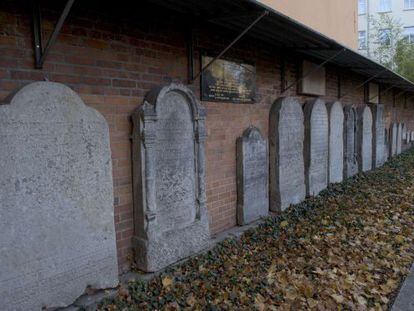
236,127,268,225
269,97,306,211
356,105,373,172
0,82,118,309
384,128,390,161
304,99,329,196
326,101,344,183
343,106,358,178
412,131,414,143
132,84,209,272
397,123,403,154
390,123,398,156
369,104,386,168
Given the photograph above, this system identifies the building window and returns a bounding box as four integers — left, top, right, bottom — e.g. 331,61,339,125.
359,0,366,14
378,0,392,12
359,31,367,49
378,28,391,45
404,27,414,43
404,0,414,9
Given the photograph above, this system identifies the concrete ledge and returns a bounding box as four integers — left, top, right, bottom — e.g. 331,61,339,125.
391,264,414,311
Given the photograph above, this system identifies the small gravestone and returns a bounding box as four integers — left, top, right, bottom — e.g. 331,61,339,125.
369,104,386,167
327,101,344,183
269,97,306,211
343,106,358,178
411,131,414,143
304,99,329,196
357,105,373,172
236,127,268,225
384,128,390,161
0,82,118,309
132,84,209,272
397,123,403,154
390,123,398,156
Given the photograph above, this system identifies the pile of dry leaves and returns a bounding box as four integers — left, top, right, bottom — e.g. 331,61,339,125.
101,151,414,310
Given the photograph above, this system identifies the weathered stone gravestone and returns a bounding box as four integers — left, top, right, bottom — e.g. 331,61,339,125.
269,97,306,211
236,127,268,225
384,128,390,161
402,123,407,142
304,99,329,196
390,123,398,157
356,105,373,172
397,123,403,154
369,104,386,167
132,84,209,272
411,131,414,143
326,101,344,183
0,82,118,309
343,106,358,178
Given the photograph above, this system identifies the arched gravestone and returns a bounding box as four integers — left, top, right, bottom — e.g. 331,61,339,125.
303,99,329,196
269,97,306,211
236,127,268,225
343,106,358,178
390,123,398,156
369,104,386,167
397,123,403,154
132,84,209,272
0,82,118,309
326,101,344,183
356,105,373,172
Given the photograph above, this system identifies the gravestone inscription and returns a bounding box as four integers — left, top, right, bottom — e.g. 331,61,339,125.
390,123,398,157
357,105,373,172
343,106,358,178
369,104,386,168
0,82,118,310
132,84,210,272
327,101,344,183
236,127,268,225
269,97,306,211
304,99,329,196
397,123,403,154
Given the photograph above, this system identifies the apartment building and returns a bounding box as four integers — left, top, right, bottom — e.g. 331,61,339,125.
259,0,358,49
358,0,414,55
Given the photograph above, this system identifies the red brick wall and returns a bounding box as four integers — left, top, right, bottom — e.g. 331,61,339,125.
0,1,413,273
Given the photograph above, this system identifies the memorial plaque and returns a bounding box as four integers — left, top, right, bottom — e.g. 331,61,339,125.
201,55,255,103
357,105,373,172
132,84,210,272
269,97,306,211
369,104,386,168
0,82,118,309
236,127,268,225
390,123,398,157
343,106,358,178
327,101,344,183
304,99,329,196
397,123,403,154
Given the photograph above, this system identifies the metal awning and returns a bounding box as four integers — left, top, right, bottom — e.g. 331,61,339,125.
142,0,414,95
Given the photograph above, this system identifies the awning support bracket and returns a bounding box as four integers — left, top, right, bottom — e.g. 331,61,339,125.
32,0,75,69
189,10,269,84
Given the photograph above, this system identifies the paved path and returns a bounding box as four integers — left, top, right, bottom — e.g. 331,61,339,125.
392,264,414,311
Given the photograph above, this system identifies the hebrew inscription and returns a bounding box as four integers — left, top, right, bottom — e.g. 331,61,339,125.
236,127,268,225
269,97,306,211
0,82,118,310
357,105,373,172
132,84,209,272
304,99,329,196
327,101,344,183
343,106,358,178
